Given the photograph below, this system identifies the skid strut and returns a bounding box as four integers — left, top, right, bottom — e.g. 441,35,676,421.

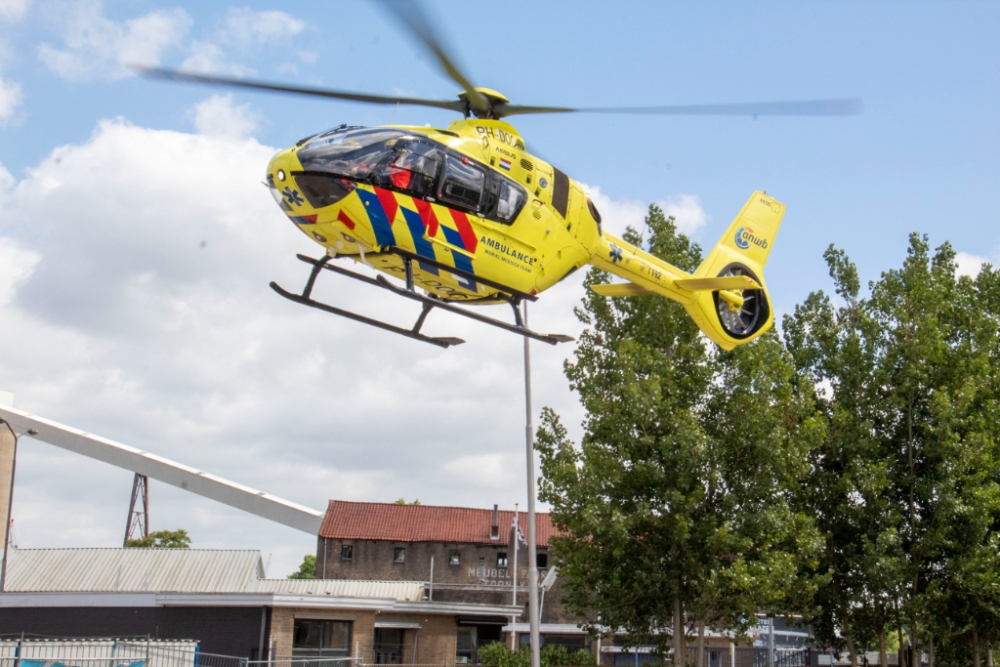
270,251,574,348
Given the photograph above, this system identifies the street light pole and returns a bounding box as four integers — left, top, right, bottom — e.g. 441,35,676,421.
523,303,541,667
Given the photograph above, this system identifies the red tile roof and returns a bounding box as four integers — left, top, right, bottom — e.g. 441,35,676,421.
319,500,560,547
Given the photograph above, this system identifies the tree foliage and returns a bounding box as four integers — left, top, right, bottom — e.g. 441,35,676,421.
537,206,821,661
478,642,596,667
786,236,1000,667
288,554,317,579
124,529,191,548
539,214,1000,667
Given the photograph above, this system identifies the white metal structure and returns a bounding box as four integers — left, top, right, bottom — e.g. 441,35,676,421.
0,405,323,534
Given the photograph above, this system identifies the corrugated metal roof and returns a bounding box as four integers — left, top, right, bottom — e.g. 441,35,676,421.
4,548,263,593
319,501,561,546
249,578,423,600
3,549,423,601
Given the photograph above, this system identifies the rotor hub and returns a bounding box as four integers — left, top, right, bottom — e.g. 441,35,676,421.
458,88,510,119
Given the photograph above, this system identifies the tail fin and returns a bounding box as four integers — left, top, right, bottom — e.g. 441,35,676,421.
588,191,785,350
683,191,785,348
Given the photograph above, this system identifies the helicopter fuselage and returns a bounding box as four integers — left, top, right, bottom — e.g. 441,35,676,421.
266,119,622,304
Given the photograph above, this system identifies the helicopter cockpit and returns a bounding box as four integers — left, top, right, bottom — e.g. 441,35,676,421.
275,126,527,225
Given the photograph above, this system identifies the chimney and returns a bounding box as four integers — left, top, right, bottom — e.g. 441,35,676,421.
490,504,499,539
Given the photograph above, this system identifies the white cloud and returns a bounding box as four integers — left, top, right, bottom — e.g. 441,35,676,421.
0,0,29,21
583,184,708,238
955,251,989,278
37,1,191,80
220,7,304,46
0,238,40,307
180,41,253,76
661,194,708,235
0,73,21,123
0,120,714,575
178,8,305,75
444,454,520,490
190,94,260,140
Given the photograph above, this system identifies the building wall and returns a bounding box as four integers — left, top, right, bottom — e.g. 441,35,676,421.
0,607,267,659
269,608,376,661
318,539,550,586
268,608,458,666
380,613,458,665
316,538,575,624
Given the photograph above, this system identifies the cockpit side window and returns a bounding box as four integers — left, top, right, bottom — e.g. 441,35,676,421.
376,140,442,198
480,170,526,225
494,180,526,224
439,155,485,212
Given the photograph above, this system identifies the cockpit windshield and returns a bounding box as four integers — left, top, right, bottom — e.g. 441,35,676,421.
293,126,526,224
297,128,408,178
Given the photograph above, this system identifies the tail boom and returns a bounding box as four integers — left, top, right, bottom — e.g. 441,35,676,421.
586,190,785,350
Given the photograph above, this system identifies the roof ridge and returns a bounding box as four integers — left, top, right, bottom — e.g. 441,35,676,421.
327,499,550,514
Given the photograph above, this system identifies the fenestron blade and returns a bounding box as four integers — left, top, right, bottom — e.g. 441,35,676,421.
499,98,864,118
133,66,466,113
377,0,488,113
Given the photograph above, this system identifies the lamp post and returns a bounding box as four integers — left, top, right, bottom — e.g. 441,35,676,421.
523,303,541,667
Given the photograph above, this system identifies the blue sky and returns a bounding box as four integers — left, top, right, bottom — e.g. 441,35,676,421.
0,1,998,575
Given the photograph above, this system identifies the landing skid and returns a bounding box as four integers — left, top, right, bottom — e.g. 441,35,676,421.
269,251,575,349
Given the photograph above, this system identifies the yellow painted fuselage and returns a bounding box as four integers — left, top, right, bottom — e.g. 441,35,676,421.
267,119,599,303
266,119,785,350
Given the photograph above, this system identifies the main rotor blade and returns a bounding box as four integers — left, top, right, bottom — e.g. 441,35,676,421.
133,66,466,113
376,0,488,113
498,98,864,118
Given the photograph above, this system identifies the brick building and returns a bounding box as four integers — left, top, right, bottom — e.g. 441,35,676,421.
316,500,586,657
0,547,518,665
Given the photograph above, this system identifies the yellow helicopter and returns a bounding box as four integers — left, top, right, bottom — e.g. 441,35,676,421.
139,1,860,349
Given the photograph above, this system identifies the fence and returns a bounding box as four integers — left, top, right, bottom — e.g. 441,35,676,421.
0,639,245,667
732,648,813,667
246,657,361,667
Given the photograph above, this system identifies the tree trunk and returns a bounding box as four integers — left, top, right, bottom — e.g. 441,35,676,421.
988,647,994,667
928,637,934,667
846,632,858,667
879,626,888,667
697,622,705,667
973,624,981,667
674,589,685,667
897,623,905,667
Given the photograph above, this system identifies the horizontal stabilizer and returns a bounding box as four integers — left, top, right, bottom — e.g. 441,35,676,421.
590,283,656,297
675,276,762,291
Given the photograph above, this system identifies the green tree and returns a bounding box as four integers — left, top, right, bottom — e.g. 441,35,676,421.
393,498,421,505
786,237,1000,667
288,554,316,579
124,528,191,548
537,205,820,663
784,246,904,667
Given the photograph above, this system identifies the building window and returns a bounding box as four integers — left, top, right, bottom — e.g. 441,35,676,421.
394,547,406,563
536,553,548,569
497,552,508,569
449,550,460,566
293,619,352,658
341,545,353,562
374,628,405,665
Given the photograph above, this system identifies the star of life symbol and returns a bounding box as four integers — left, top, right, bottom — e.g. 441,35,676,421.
283,187,304,206
609,243,623,264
